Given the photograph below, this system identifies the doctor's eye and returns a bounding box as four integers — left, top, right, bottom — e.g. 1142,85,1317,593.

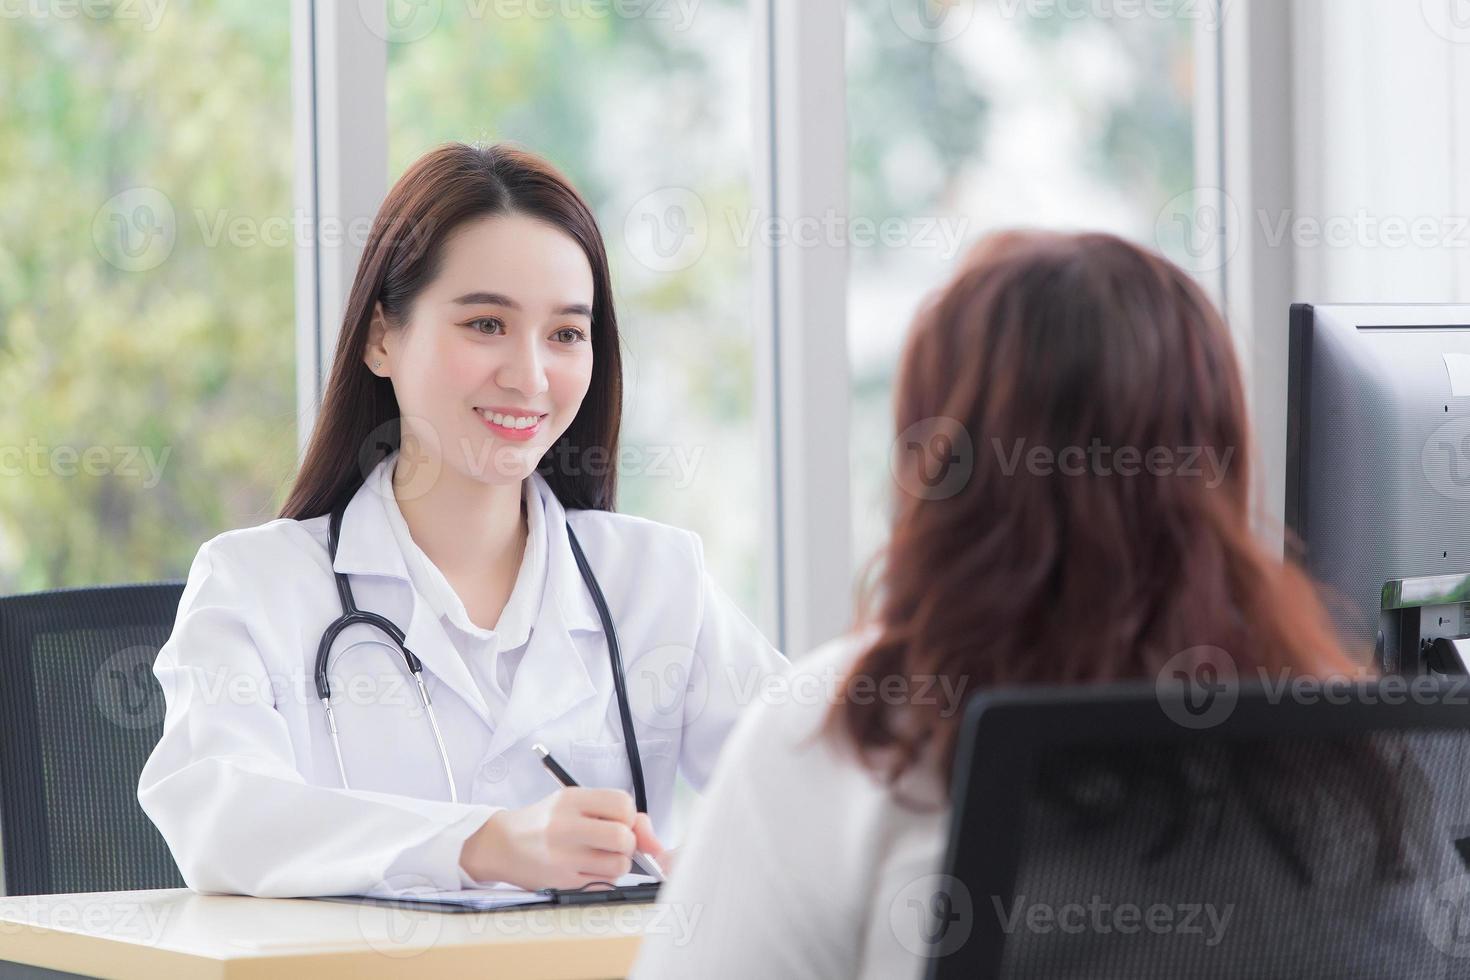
466,316,506,335
552,326,588,344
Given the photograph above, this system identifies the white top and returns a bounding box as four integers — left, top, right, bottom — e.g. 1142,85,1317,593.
379,471,542,887
137,451,786,898
382,471,541,708
630,632,950,980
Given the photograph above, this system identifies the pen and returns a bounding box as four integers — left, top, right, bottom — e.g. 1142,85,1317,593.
531,743,667,881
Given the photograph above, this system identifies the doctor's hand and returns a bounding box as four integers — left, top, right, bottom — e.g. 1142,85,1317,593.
460,788,666,891
631,812,672,874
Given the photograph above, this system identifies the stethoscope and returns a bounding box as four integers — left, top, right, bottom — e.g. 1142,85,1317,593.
313,498,649,813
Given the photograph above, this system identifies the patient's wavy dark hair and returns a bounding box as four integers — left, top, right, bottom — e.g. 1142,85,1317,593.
827,230,1429,884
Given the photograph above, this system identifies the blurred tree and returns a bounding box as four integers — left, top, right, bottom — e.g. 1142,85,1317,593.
844,0,1198,568
0,0,296,592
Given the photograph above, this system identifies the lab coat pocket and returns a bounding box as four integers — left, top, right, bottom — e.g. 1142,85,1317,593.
568,737,673,797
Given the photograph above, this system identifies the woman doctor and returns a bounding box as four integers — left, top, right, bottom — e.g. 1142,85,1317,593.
137,142,785,897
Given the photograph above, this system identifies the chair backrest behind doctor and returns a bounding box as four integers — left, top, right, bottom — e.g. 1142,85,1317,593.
0,582,185,895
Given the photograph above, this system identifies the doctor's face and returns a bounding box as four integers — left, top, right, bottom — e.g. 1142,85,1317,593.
374,212,596,488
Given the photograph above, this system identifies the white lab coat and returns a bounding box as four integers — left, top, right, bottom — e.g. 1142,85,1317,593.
136,454,785,898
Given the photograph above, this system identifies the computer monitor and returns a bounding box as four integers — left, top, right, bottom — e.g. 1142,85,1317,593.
1286,303,1470,673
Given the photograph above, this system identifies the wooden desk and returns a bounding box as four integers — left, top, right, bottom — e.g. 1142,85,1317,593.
0,888,661,978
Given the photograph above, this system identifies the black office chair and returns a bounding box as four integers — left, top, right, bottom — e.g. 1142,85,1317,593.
923,681,1470,979
0,582,186,895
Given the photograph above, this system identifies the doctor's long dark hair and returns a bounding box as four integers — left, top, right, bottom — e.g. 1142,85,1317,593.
280,142,622,521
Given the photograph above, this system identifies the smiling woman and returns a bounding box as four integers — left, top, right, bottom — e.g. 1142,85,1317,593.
136,142,786,898
283,144,625,518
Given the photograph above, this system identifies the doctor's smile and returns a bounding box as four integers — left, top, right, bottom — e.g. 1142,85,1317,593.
475,407,550,441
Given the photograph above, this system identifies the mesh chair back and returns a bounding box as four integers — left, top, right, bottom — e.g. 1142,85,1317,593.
923,682,1470,980
0,582,186,895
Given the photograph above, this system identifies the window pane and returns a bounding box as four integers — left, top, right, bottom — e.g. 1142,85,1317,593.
847,0,1199,571
0,1,297,591
386,2,760,616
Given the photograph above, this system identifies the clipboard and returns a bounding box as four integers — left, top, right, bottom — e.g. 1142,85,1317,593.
545,881,660,905
317,880,660,915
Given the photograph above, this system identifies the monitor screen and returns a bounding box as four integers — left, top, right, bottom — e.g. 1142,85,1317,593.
1286,303,1470,670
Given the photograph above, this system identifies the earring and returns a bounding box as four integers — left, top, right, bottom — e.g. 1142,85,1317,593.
375,360,383,370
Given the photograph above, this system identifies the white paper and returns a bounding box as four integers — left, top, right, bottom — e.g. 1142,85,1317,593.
362,882,546,910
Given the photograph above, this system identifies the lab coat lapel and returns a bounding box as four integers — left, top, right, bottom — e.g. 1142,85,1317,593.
480,595,598,761
330,461,494,728
401,589,494,727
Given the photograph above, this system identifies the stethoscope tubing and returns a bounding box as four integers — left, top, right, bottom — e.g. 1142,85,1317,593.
312,496,649,813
